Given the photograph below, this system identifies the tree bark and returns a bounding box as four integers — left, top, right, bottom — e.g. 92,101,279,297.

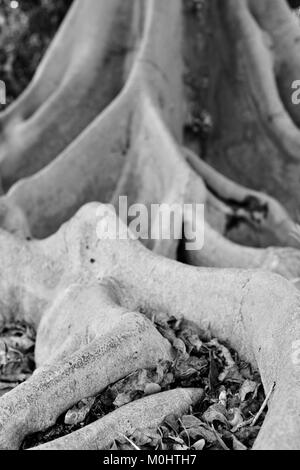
0,0,300,450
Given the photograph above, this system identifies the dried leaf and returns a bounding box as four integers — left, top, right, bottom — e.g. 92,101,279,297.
174,362,196,380
144,383,161,396
173,442,189,450
169,435,187,446
163,414,180,433
208,339,243,383
181,414,202,429
232,435,247,450
113,392,134,408
188,355,208,372
228,408,244,429
239,380,258,402
5,335,34,353
202,404,229,426
178,328,203,353
64,397,95,425
110,441,119,451
153,311,171,327
173,338,187,356
144,428,161,447
219,388,227,407
110,363,170,408
0,321,36,391
193,439,205,450
130,430,153,447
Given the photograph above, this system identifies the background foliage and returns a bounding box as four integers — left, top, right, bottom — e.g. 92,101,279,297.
0,0,72,105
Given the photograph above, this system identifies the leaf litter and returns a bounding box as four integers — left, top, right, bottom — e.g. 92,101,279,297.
0,321,35,398
0,313,270,450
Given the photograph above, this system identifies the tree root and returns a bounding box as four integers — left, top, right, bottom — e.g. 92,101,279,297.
0,0,299,451
0,0,183,239
30,388,203,450
0,1,297,281
201,0,300,216
0,243,174,449
2,95,300,280
0,0,135,189
185,147,298,248
0,204,298,449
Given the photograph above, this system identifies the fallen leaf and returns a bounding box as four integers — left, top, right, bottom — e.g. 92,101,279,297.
173,338,187,356
208,339,243,383
5,335,35,353
113,392,135,408
181,414,202,429
144,383,161,396
163,414,180,433
232,435,247,450
64,397,95,425
110,362,171,408
173,442,189,450
219,388,227,407
178,327,203,353
193,439,205,450
239,380,258,402
130,429,159,447
228,408,244,429
110,441,119,450
202,403,229,426
169,435,187,447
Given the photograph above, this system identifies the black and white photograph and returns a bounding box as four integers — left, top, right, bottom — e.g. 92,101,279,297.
0,0,299,456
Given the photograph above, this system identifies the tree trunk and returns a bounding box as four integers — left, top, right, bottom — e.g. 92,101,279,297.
200,0,300,220
0,0,300,450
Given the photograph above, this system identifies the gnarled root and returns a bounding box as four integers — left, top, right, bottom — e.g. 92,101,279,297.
0,204,299,449
0,0,300,451
0,0,298,284
31,388,203,450
185,147,298,249
2,96,300,281
0,288,172,448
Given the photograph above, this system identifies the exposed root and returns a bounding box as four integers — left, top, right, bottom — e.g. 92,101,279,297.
185,147,298,248
0,48,298,281
0,0,298,284
0,204,298,449
29,388,203,450
0,0,299,451
0,286,172,449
